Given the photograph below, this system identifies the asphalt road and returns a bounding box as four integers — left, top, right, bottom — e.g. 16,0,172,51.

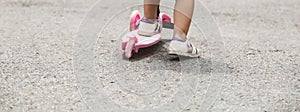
0,0,299,112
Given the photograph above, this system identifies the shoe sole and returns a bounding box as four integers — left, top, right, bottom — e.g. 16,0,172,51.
168,50,201,58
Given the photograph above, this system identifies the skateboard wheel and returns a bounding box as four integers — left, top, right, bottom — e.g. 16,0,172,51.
130,10,141,31
158,13,172,23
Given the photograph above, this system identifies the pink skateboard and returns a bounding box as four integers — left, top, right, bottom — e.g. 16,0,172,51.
122,10,172,58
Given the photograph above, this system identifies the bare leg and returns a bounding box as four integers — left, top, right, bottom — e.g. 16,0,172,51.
174,0,194,40
144,0,160,19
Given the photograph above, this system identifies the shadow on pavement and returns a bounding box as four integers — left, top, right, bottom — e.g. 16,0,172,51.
121,39,231,75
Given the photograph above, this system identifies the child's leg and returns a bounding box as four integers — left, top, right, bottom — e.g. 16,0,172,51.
173,0,194,40
138,0,161,36
168,0,200,57
144,0,160,19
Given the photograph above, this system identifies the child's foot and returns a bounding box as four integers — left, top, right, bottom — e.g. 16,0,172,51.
168,37,201,57
137,18,162,37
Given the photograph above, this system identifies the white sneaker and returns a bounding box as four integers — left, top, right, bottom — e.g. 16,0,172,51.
168,37,201,57
137,18,162,37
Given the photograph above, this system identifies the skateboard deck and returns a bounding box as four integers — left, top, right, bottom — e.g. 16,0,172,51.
122,30,162,58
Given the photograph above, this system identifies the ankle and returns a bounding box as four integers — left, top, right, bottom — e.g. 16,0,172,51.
172,37,186,42
141,17,157,24
173,34,187,41
173,33,187,41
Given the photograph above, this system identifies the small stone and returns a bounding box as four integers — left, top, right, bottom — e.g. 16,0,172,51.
246,51,255,55
221,98,224,101
110,39,117,42
146,59,152,63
